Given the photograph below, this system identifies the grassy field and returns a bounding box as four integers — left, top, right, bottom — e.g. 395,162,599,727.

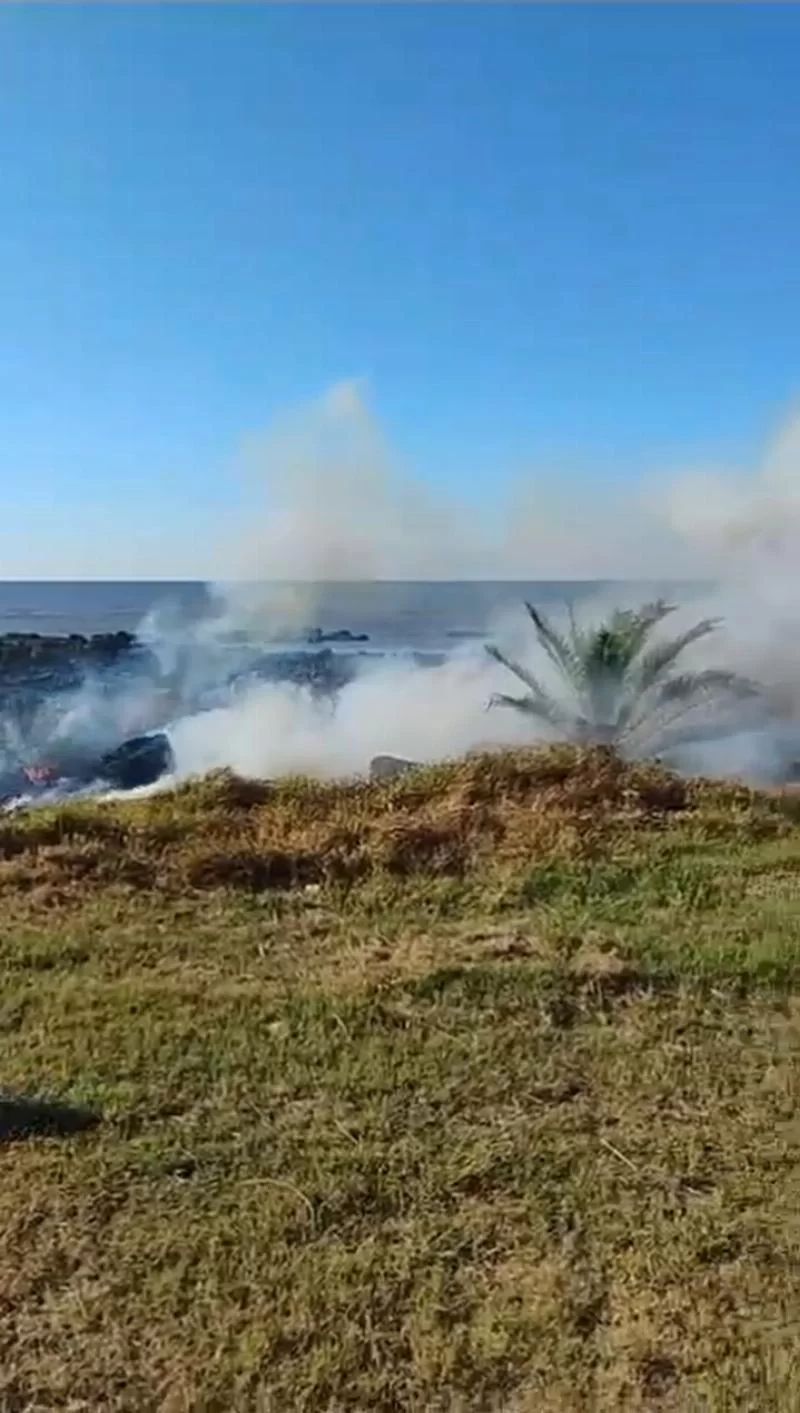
1,745,800,1411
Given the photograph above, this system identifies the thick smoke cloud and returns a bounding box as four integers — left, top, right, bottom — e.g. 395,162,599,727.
5,383,800,802
160,389,800,787
223,379,695,587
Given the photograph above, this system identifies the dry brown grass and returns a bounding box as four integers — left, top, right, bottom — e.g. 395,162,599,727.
0,745,788,905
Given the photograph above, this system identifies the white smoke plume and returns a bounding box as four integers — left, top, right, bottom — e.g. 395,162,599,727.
660,406,800,706
165,389,800,787
5,383,800,803
223,378,696,588
229,380,476,583
168,651,538,782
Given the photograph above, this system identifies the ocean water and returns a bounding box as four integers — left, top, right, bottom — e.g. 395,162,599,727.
0,580,688,648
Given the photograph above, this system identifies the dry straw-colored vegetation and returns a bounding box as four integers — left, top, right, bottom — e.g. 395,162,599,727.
2,745,800,1410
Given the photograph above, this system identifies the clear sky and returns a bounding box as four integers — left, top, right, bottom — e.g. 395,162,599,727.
2,4,800,578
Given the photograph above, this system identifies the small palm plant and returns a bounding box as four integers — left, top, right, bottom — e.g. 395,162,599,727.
486,599,759,756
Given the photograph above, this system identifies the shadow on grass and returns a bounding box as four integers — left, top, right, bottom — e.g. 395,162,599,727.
0,1093,101,1142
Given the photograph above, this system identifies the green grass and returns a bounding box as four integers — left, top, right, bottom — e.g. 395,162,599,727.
1,746,800,1410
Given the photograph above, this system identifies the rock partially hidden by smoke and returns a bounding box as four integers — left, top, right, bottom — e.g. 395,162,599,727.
370,754,420,781
307,627,370,644
99,732,175,790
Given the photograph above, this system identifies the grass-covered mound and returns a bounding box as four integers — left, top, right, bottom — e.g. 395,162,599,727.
0,743,792,899
2,747,800,1410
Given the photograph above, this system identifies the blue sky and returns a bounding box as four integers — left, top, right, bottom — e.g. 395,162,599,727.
2,4,800,578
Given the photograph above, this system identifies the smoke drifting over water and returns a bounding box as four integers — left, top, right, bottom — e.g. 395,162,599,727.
4,383,800,805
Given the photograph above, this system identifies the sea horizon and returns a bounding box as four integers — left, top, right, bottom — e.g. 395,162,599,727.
0,578,711,648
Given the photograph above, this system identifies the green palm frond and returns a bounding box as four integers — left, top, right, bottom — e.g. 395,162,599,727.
485,644,555,704
581,626,629,677
524,602,585,691
654,668,759,705
639,702,766,753
566,600,582,645
487,691,570,730
622,671,760,751
608,600,676,668
486,596,759,760
571,606,659,724
631,619,721,697
564,601,590,667
486,643,573,730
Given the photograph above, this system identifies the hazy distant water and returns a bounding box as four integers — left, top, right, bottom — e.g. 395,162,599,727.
0,580,697,650
0,582,214,639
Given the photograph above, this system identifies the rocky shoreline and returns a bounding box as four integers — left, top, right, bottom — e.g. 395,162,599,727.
0,626,371,665
0,630,441,692
0,631,446,782
0,629,142,666
0,629,357,685
0,631,158,721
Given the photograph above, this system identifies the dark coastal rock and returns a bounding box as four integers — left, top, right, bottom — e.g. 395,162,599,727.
0,732,175,803
244,648,358,695
307,627,370,644
0,1093,101,1142
370,754,420,782
99,732,174,790
411,650,447,669
0,629,138,666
